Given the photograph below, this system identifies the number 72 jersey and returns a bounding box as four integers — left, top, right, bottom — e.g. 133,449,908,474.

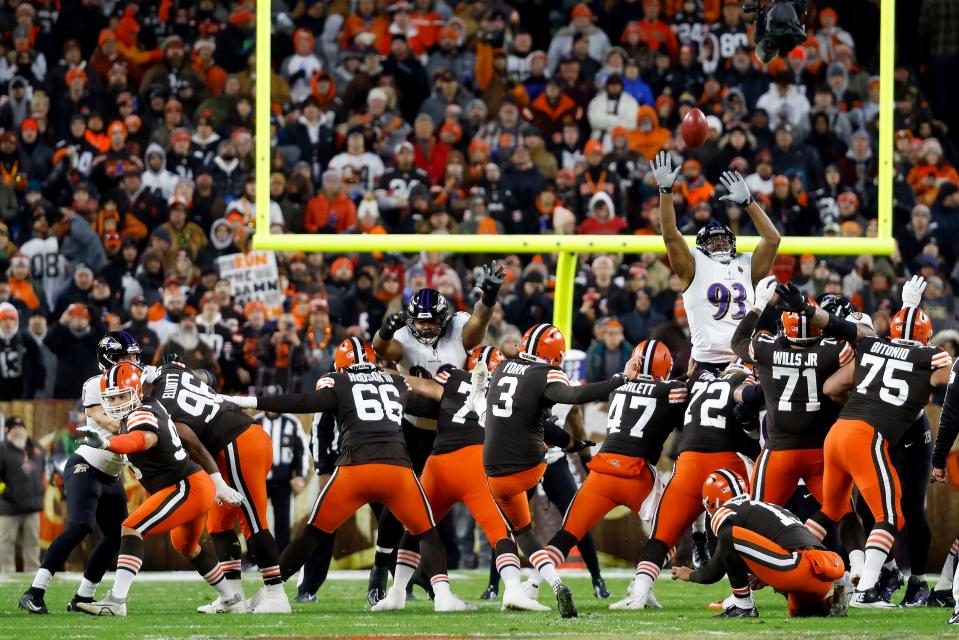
600,378,688,462
840,336,951,446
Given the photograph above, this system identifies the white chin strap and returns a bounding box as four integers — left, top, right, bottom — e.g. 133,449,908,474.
711,250,733,264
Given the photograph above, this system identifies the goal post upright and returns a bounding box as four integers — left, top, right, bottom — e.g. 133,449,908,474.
253,0,896,340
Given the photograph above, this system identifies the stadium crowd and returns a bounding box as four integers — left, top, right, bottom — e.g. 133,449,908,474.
0,0,955,400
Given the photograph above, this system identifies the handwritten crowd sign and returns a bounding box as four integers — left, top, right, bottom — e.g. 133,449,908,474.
217,251,284,308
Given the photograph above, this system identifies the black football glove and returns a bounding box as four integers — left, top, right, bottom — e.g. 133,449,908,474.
79,431,109,450
479,261,505,306
566,439,596,453
775,282,814,317
378,312,406,341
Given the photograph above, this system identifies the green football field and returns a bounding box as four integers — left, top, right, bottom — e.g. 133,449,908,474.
0,570,953,639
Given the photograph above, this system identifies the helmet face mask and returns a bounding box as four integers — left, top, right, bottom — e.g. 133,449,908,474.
100,362,144,420
406,289,451,347
97,331,142,371
696,221,736,264
102,387,140,420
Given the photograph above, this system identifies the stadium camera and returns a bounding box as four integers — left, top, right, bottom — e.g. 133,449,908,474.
742,0,808,64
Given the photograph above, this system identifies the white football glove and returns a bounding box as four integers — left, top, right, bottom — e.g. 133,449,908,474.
752,275,779,312
211,472,244,506
217,394,257,409
901,274,926,308
718,171,752,205
140,365,160,384
650,150,681,189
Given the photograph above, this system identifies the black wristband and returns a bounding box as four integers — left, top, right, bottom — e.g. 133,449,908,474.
378,325,397,341
658,186,671,195
824,312,858,343
481,289,498,307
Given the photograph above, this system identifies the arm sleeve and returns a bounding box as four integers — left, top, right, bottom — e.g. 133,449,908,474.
255,389,337,414
542,418,571,449
406,392,440,418
543,374,625,405
731,310,760,363
933,363,959,469
822,313,859,343
689,526,734,585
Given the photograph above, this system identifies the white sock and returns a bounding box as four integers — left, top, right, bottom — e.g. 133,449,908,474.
113,554,142,599
692,512,706,534
201,564,234,600
632,560,660,599
226,578,243,597
859,548,889,591
496,552,522,592
528,569,543,587
529,549,563,591
77,577,98,598
31,568,52,591
935,540,958,591
953,567,959,606
849,550,865,578
734,595,754,608
431,574,452,600
392,549,420,593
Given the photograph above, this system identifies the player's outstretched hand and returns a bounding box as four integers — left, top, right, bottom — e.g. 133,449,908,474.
775,282,806,312
79,432,108,449
671,566,692,581
650,150,681,189
932,467,948,483
217,394,257,409
566,439,595,453
378,311,407,341
901,274,927,308
718,171,753,205
479,261,505,305
211,472,245,506
753,275,779,312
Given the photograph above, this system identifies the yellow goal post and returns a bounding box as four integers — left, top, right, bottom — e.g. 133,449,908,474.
252,0,896,340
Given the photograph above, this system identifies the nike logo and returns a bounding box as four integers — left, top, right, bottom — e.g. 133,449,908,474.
904,442,915,448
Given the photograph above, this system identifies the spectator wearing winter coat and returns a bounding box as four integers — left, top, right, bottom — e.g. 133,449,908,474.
43,302,101,399
53,209,107,275
528,79,579,142
621,289,666,345
628,105,670,161
0,417,46,573
587,74,639,141
547,4,611,72
210,140,247,200
585,319,632,383
304,169,358,234
755,73,811,133
504,270,553,331
578,191,628,234
157,199,208,263
142,143,178,200
419,69,473,128
425,26,477,85
0,303,44,400
197,219,240,270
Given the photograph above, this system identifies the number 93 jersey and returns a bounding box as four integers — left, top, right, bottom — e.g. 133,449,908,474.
122,397,200,494
150,365,252,454
749,334,853,450
316,370,413,467
680,369,754,453
840,336,951,446
600,378,688,462
682,250,754,365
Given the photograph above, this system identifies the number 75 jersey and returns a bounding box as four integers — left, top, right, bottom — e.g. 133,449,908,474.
840,336,951,446
599,378,688,462
682,250,753,364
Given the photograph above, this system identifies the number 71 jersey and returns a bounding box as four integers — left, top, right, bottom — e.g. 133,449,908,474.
840,335,951,446
600,378,688,462
682,250,753,364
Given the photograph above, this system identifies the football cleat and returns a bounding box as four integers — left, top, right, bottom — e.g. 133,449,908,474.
197,593,246,614
928,589,956,608
502,587,551,612
18,590,48,614
371,586,407,612
691,531,711,570
555,584,578,618
645,587,663,609
367,566,389,606
593,577,610,599
248,585,291,614
828,585,848,617
76,590,127,616
716,603,759,619
900,577,930,607
521,578,540,600
949,609,959,624
294,591,317,603
609,592,648,610
479,584,498,600
850,587,897,609
433,593,476,612
878,566,905,602
66,594,94,612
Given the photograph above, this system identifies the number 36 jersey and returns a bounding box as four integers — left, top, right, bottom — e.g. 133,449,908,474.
600,378,687,462
749,334,853,450
680,369,754,454
151,365,252,455
840,336,951,446
122,397,200,494
682,250,754,365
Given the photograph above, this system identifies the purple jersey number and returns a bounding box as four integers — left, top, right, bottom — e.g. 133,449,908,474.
707,282,748,320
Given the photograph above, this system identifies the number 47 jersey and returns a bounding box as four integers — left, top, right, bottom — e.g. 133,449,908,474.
600,378,688,463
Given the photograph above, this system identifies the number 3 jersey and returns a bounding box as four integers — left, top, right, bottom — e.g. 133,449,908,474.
150,365,252,454
600,378,687,463
682,250,754,365
840,336,951,446
680,369,754,453
483,359,571,476
122,397,200,494
749,334,853,450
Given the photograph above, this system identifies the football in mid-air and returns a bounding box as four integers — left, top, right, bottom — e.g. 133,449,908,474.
681,108,708,150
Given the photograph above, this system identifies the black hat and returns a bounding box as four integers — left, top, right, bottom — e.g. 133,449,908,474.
5,416,25,430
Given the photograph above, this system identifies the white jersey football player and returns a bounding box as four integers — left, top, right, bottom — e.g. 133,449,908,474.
651,151,781,372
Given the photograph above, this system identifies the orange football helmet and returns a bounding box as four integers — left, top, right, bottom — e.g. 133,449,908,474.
890,306,933,345
519,323,566,366
630,339,673,380
466,345,505,373
725,357,757,377
100,362,144,420
334,337,377,370
702,468,748,516
781,299,822,344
